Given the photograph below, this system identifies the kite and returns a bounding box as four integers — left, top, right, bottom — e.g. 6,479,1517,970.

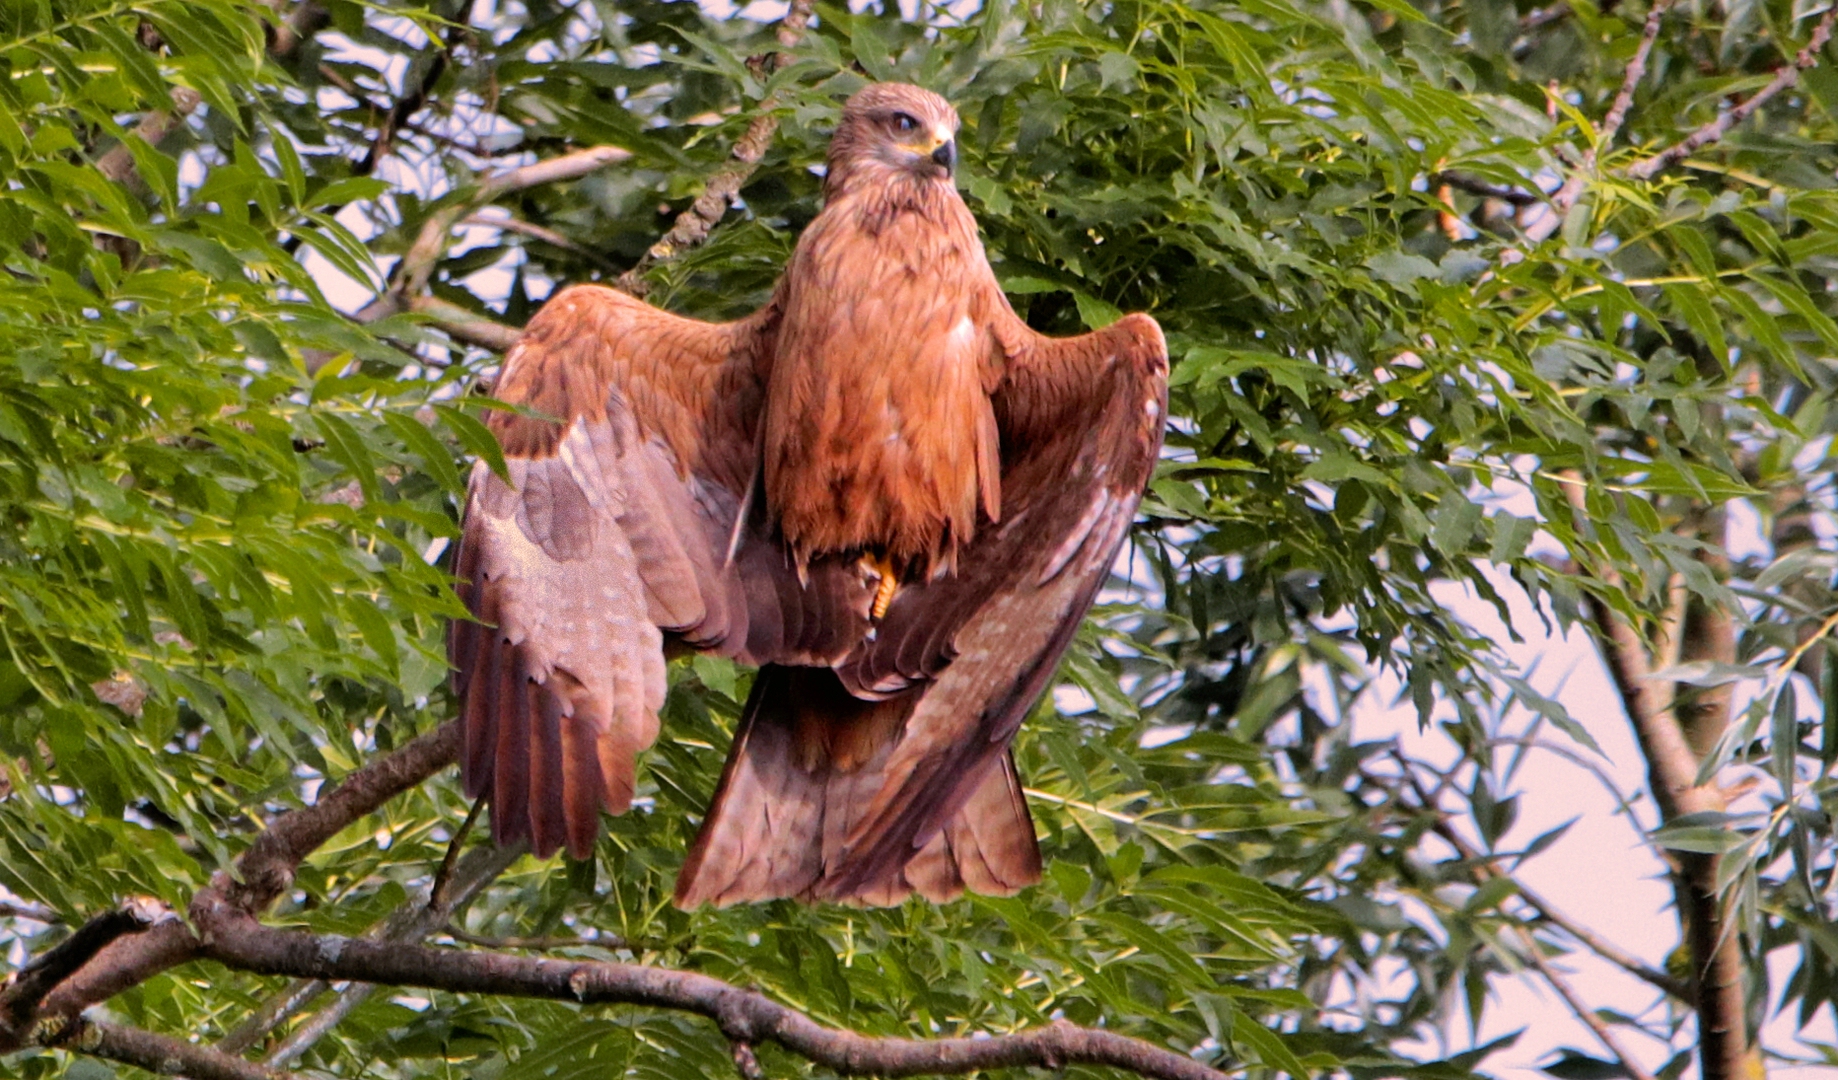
448,82,1169,907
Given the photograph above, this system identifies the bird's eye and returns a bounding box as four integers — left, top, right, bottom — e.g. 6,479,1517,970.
892,112,918,133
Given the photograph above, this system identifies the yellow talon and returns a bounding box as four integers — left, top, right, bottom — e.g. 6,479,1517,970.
865,551,898,620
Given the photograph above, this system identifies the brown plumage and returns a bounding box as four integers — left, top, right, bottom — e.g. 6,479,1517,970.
448,82,1169,906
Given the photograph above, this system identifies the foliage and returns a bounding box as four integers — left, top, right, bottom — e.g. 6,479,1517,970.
3,0,1838,1078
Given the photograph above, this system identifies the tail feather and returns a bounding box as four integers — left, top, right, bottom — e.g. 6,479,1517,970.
675,667,1041,908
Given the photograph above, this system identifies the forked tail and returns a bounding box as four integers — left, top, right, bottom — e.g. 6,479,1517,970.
674,667,1041,908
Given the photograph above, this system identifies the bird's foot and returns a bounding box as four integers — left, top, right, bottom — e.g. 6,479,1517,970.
862,551,898,620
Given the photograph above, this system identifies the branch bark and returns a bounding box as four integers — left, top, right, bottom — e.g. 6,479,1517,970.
0,899,173,1042
193,903,1231,1080
8,713,1222,1080
94,88,202,192
615,0,817,295
32,722,461,1022
51,1019,298,1080
1628,5,1838,180
1558,478,1749,1080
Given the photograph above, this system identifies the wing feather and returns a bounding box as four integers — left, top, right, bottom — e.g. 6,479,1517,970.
451,286,873,860
812,308,1167,902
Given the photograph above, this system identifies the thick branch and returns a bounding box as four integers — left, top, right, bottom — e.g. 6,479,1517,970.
1627,5,1838,180
56,1019,297,1080
1557,480,1748,1080
194,905,1229,1080
0,900,173,1041
262,1,330,59
34,722,461,1021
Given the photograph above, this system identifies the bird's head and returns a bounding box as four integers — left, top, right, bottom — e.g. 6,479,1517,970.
826,83,960,195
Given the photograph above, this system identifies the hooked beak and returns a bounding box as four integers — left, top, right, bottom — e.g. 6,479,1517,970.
920,126,957,177
930,138,957,175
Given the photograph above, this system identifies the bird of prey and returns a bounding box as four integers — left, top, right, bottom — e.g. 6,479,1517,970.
448,82,1169,907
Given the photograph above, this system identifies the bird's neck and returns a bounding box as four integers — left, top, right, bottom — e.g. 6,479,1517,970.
822,165,959,230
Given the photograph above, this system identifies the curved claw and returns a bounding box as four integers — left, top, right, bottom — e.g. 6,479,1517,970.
863,551,898,621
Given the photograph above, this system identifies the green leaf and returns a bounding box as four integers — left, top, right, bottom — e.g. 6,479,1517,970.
434,404,510,483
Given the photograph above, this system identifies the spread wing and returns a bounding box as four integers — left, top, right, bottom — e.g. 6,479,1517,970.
674,301,1169,906
813,308,1169,901
449,285,874,860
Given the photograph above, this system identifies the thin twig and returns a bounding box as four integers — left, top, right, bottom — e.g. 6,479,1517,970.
1392,748,1689,1001
1517,936,1660,1080
463,211,620,270
442,926,638,951
1596,0,1673,158
1385,761,1663,1079
1628,5,1838,180
616,0,816,295
0,900,61,923
430,797,485,912
1430,171,1542,207
261,842,525,1068
356,0,478,175
1774,607,1838,677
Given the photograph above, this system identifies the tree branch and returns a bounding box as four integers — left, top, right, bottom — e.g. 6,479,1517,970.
463,211,620,271
1384,759,1661,1080
0,899,174,1043
1516,935,1659,1080
33,722,460,1022
1430,171,1542,207
1556,478,1750,1080
48,1019,298,1080
94,88,203,192
1391,751,1688,1000
1627,5,1838,180
615,0,817,295
193,905,1230,1080
0,899,62,923
355,0,478,176
229,721,462,912
256,844,524,1068
351,143,634,346
1595,0,1673,158
405,295,520,352
262,1,330,60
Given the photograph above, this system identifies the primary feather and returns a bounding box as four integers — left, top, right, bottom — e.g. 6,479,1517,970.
448,82,1169,906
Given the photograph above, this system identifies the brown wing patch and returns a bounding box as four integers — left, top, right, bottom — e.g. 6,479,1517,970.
450,286,873,860
676,307,1167,905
